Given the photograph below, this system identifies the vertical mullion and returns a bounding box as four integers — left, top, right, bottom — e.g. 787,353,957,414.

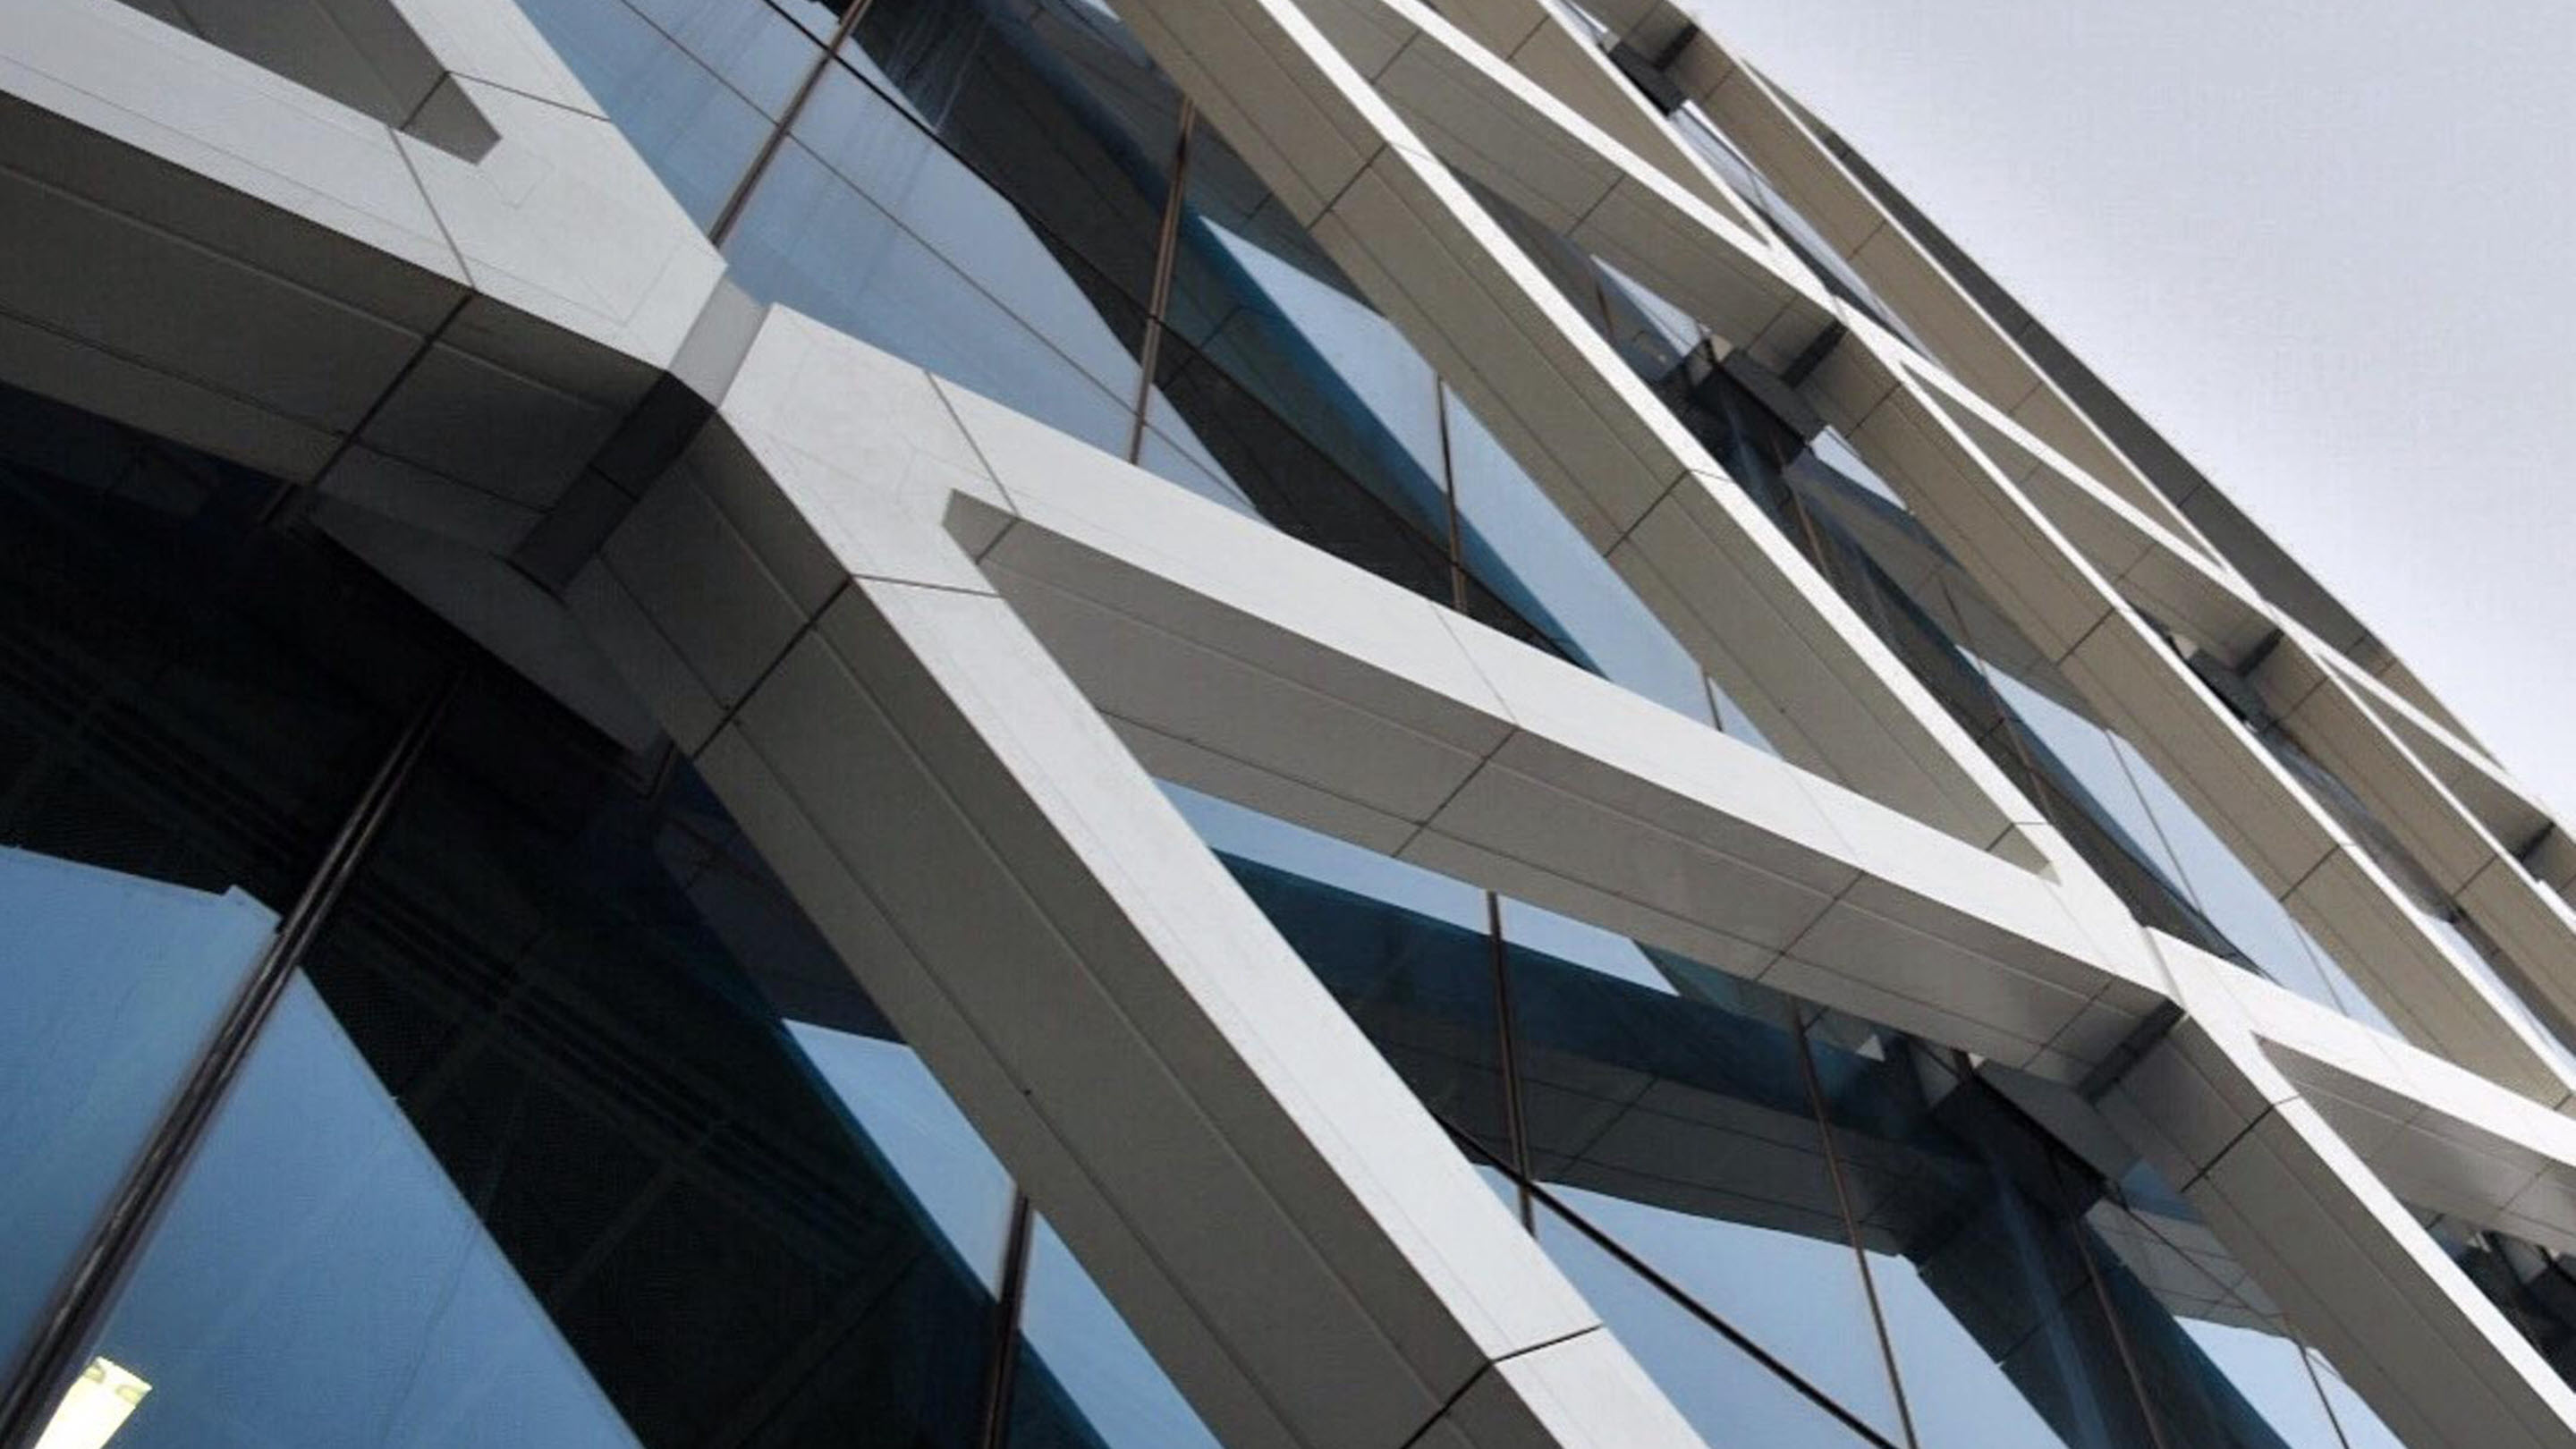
2038,1127,2179,1449
1444,361,1533,1231
1484,892,1537,1230
1124,98,1198,464
2292,1334,2362,1449
1437,377,1470,614
974,1192,1039,1449
708,0,877,247
1790,1010,1924,1449
0,668,462,1449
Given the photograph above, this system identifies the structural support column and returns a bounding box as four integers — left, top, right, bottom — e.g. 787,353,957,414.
2104,943,2576,1449
1106,0,2046,858
566,309,1703,1449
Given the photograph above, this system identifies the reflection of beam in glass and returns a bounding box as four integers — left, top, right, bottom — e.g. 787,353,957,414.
32,1357,149,1449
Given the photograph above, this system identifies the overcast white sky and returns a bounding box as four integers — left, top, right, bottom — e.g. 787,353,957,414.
1684,0,2576,826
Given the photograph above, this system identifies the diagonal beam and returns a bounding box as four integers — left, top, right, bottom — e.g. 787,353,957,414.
1105,0,2043,856
572,308,1706,1449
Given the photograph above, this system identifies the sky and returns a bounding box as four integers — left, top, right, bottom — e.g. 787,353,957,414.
1682,0,2576,825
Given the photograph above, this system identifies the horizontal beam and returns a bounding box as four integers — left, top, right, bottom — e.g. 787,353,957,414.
572,308,1703,1449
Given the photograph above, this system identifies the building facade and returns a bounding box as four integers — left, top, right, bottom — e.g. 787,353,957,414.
2,0,2574,1445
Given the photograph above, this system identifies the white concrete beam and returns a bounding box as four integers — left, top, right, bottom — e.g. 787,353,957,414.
2106,938,2576,1449
0,0,723,553
1110,0,2050,856
928,366,2165,1080
1809,348,2576,1098
577,309,1707,1449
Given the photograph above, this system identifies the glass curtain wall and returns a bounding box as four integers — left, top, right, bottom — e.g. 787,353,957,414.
2169,641,2576,1072
1174,781,2422,1449
0,381,1210,1449
508,0,1774,742
1542,0,1930,354
1467,174,2411,1036
2417,1208,2576,1400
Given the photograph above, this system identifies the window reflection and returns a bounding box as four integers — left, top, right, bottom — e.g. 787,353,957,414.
523,0,1755,735
0,857,273,1375
2419,1208,2576,1397
47,679,1014,1446
789,1022,1016,1291
2090,1164,2419,1447
1008,1215,1222,1449
1644,355,2406,1036
79,976,644,1449
0,381,1224,1449
1446,386,1773,741
724,64,1146,456
1532,1195,1888,1447
1809,1033,2161,1449
0,381,447,1369
2260,726,2576,1071
1181,781,2428,1449
511,0,803,227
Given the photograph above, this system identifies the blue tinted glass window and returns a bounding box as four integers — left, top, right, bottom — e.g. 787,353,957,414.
1218,856,1517,1165
0,857,272,1372
74,975,643,1449
38,674,1013,1446
1808,1032,2162,1449
1507,961,1907,1441
1532,1195,1885,1447
1983,663,2397,1030
723,60,1148,454
2265,733,2576,1072
2310,1352,2412,1449
1448,388,1774,744
2089,1164,2419,1447
2174,1319,2349,1448
1008,1215,1222,1449
791,1021,1016,1290
0,383,449,1365
511,0,805,227
1667,104,1928,354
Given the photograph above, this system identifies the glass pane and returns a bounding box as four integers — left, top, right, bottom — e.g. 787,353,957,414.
2417,1210,2576,1393
0,380,447,1362
1166,130,1444,521
1666,103,1928,355
510,0,803,227
2085,1182,2399,1449
71,976,642,1449
1007,1215,1222,1449
790,1021,1015,1291
847,0,1181,312
1135,390,1261,515
723,62,1147,456
1979,656,2395,1036
1145,321,1470,614
1497,895,1674,994
0,855,273,1370
1179,785,1516,1165
2172,1319,2347,1448
49,669,1013,1447
1506,949,1907,1441
2265,732,2576,1072
1448,388,1772,744
1155,128,1580,655
2310,1350,2414,1449
1806,1031,2164,1449
1531,1195,1883,1447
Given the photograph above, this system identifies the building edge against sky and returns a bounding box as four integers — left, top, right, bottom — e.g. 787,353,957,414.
4,0,2576,1447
